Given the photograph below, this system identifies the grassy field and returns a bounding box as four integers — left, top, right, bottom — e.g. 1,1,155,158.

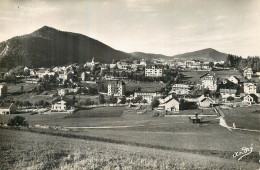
223,105,260,130
0,105,259,169
1,129,257,170
125,81,165,92
68,106,126,118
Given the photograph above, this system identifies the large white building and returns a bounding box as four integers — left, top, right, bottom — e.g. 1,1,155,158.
107,79,126,96
134,92,162,104
244,83,257,94
145,65,163,77
200,73,218,91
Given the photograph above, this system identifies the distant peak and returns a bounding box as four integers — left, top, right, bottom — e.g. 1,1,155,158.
37,26,57,32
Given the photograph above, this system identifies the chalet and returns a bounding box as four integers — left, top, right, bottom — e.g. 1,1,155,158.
134,92,162,104
197,95,214,108
244,83,257,94
243,94,258,104
158,95,180,112
51,100,67,111
0,103,17,115
228,76,240,84
219,89,237,99
0,84,7,99
200,73,218,91
107,79,126,96
243,67,253,79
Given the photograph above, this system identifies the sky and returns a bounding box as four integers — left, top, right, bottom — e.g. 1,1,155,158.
0,0,260,57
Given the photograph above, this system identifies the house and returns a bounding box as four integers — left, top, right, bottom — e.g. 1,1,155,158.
243,94,258,104
117,62,130,70
145,65,163,77
243,67,253,79
200,73,218,91
219,89,237,99
107,79,126,96
244,83,257,94
51,100,67,111
158,94,179,112
228,76,240,84
0,84,7,99
84,57,96,68
134,92,162,104
37,70,56,78
197,95,214,108
0,103,17,115
170,84,190,95
58,89,69,96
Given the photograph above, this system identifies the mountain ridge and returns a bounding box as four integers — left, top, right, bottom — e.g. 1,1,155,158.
0,26,228,69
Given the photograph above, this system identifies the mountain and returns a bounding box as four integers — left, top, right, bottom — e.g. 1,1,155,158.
0,26,132,69
170,48,228,62
131,48,228,62
130,52,171,60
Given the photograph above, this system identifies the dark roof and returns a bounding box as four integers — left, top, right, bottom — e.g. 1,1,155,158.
0,103,13,109
247,94,258,102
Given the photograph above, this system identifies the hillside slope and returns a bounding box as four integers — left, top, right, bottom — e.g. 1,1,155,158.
0,26,132,69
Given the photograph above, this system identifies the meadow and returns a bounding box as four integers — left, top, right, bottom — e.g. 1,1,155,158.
0,128,258,170
1,105,259,169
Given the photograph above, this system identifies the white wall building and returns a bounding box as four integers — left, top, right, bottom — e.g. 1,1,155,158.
107,79,126,96
200,73,218,91
51,100,67,111
145,65,163,77
244,83,257,94
243,67,253,79
134,92,162,104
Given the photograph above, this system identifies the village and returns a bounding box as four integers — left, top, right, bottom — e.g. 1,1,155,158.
0,57,259,117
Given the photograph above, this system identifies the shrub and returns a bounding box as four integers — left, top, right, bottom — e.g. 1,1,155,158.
7,116,29,127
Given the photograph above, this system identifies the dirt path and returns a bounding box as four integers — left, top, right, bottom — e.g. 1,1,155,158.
214,106,260,133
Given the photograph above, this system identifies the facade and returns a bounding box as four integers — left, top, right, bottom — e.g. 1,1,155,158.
0,84,7,99
51,100,67,111
244,83,257,94
228,76,240,84
58,89,69,96
219,89,237,99
107,79,126,96
84,57,96,68
0,103,17,115
243,94,258,104
145,65,163,77
197,95,214,108
200,73,218,91
243,67,253,79
134,92,162,104
170,84,190,95
158,95,180,112
37,70,55,78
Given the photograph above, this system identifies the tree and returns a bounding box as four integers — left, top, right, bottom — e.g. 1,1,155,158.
227,96,234,101
7,116,29,127
209,62,214,68
99,94,106,104
151,97,160,109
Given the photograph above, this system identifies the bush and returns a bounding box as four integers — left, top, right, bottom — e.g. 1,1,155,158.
7,116,29,127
